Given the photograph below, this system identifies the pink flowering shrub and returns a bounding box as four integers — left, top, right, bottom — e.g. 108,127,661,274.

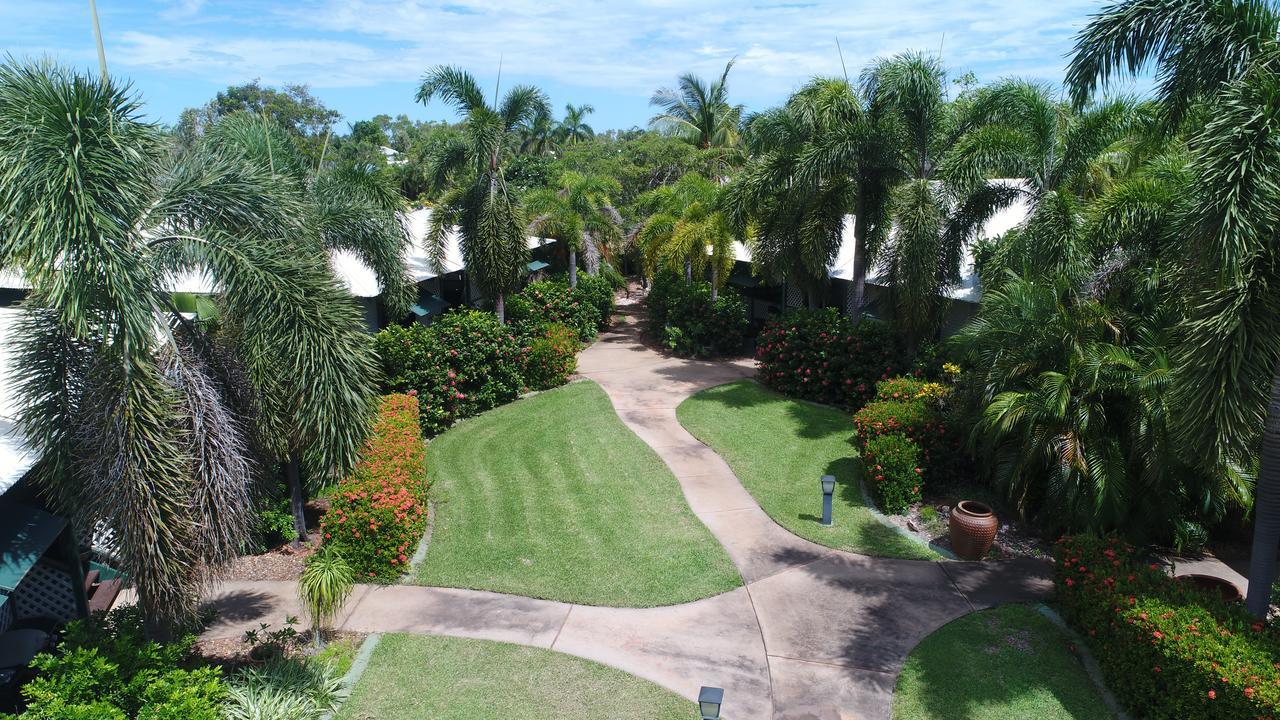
862,433,922,514
853,376,969,492
1055,535,1280,719
321,393,429,580
755,309,903,410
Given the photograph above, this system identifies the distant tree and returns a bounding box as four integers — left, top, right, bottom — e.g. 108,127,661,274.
649,60,743,150
176,80,340,162
525,172,623,286
633,173,736,298
557,103,596,145
518,106,560,156
417,66,550,322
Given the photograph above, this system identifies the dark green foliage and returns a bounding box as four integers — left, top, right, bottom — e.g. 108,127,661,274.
506,280,601,343
249,483,297,552
1055,535,1280,718
572,273,616,330
374,311,524,435
9,606,226,719
645,272,749,358
755,309,904,410
862,433,924,514
522,324,580,391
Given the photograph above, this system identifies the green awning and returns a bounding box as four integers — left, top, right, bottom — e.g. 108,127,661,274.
0,502,66,593
527,260,550,272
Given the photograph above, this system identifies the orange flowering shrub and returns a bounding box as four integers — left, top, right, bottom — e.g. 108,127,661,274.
321,393,428,580
1056,535,1280,719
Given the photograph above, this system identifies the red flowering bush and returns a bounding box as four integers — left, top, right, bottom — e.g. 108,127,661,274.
1055,535,1280,719
853,376,969,490
522,323,579,390
322,394,429,581
374,310,525,435
507,279,601,343
755,309,902,410
862,433,923,514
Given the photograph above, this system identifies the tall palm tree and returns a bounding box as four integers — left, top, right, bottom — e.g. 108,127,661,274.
633,173,736,299
556,103,596,145
1066,0,1280,615
416,66,550,322
649,60,744,150
202,112,412,543
517,105,559,156
525,172,622,287
725,78,862,308
0,60,379,636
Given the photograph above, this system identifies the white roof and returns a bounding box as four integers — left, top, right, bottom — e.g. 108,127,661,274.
0,306,36,495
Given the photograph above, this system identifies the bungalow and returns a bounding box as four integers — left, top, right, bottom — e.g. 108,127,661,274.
727,180,1034,336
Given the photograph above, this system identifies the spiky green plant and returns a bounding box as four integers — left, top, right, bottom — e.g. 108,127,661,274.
298,549,355,648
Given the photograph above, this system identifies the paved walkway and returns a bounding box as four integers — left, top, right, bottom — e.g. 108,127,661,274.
199,300,1052,720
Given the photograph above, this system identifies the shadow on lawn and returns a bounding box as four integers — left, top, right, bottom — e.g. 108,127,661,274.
685,379,856,441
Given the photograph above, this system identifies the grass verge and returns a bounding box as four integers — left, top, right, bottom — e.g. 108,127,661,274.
676,379,938,560
892,604,1113,720
415,380,740,605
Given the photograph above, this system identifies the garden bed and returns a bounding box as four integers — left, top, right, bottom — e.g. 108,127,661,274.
877,493,1051,560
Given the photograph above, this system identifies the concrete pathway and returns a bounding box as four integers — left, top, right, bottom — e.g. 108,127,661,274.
199,300,1052,720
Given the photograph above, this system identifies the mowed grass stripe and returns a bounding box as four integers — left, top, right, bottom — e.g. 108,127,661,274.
676,379,940,561
415,380,741,606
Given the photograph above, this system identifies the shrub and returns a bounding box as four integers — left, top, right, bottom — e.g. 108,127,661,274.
298,549,355,647
1055,535,1280,719
646,271,750,357
756,309,903,410
375,310,524,435
321,394,428,581
11,605,226,719
249,482,297,552
522,323,580,391
572,273,616,330
507,279,600,343
223,657,343,720
854,376,968,489
862,433,924,514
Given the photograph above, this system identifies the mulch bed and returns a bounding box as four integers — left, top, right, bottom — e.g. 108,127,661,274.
881,491,1051,560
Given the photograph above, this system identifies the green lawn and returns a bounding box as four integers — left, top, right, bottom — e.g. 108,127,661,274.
336,634,695,720
676,380,938,560
415,380,741,606
892,605,1113,720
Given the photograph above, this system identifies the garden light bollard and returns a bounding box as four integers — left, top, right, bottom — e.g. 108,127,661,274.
698,686,724,719
820,475,836,526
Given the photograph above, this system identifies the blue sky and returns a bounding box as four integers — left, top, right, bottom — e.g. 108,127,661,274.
3,0,1143,132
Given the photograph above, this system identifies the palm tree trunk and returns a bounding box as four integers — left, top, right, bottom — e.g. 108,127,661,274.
684,259,692,285
568,248,578,288
495,292,506,323
710,266,719,302
1246,362,1280,617
287,453,308,547
850,197,869,317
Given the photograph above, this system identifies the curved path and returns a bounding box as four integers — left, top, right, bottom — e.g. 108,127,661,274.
199,302,1052,720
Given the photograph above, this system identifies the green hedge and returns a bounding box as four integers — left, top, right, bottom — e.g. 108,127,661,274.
862,433,923,514
1055,535,1280,719
646,271,749,358
507,280,601,343
375,310,524,435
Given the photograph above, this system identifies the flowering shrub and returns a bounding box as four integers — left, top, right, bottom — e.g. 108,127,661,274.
507,279,601,343
321,394,428,580
523,323,580,390
646,271,750,357
1055,535,1280,719
862,433,923,514
854,376,969,490
756,309,903,410
572,273,616,331
375,310,525,435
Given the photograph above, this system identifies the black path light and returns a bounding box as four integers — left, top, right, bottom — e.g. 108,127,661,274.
820,474,836,526
698,686,724,719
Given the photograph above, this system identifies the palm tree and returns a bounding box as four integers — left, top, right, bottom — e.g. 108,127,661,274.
525,172,623,287
416,66,550,322
202,112,412,543
649,60,744,149
1066,0,1280,615
518,105,559,156
557,103,595,145
633,173,736,299
725,78,862,308
0,60,379,636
